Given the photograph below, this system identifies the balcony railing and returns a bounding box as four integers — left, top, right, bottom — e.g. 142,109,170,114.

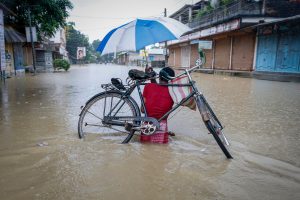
189,0,262,29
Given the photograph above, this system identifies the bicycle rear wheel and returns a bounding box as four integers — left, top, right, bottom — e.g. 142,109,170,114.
78,91,139,143
196,95,233,159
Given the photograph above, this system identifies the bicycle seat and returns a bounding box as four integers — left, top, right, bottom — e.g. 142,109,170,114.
128,69,149,80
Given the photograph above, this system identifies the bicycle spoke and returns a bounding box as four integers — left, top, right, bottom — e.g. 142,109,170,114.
85,109,103,121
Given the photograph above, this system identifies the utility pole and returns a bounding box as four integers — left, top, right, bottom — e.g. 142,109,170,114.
27,7,36,75
164,8,168,67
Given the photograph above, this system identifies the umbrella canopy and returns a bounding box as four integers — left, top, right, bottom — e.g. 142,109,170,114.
97,17,191,55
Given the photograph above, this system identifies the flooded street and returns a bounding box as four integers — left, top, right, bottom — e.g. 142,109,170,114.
0,64,299,200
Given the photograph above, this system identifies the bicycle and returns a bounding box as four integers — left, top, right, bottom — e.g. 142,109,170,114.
78,54,233,159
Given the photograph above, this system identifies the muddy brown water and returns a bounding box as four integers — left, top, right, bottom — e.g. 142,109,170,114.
0,64,299,200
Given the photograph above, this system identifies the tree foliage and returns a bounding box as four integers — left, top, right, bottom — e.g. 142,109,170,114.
2,0,73,37
91,39,102,62
91,39,101,51
53,59,70,71
66,22,92,63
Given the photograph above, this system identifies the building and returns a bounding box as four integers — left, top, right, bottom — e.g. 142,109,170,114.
255,15,300,73
168,0,300,76
117,49,165,67
148,48,165,67
117,51,141,65
169,0,210,25
0,3,13,78
49,28,68,60
4,26,27,75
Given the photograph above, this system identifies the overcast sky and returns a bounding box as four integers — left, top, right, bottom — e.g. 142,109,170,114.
68,0,195,43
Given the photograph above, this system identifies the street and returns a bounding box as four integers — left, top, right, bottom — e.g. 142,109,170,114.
0,64,299,200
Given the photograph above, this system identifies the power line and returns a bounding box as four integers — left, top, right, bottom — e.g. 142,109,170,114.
69,15,135,20
69,12,164,20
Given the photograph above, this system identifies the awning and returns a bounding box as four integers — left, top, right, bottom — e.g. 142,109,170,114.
4,26,27,43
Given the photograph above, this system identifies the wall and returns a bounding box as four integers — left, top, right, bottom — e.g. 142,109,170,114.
5,43,14,74
190,44,198,67
169,31,255,71
190,44,213,68
203,49,213,69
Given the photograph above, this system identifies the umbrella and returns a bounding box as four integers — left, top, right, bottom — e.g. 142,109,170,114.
97,17,191,55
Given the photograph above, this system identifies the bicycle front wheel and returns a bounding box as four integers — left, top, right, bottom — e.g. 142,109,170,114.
196,95,233,159
78,91,139,143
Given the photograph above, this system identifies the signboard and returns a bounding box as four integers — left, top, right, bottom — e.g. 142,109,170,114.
0,9,6,70
198,40,213,49
77,47,86,59
25,27,37,42
167,19,240,46
139,49,148,57
200,19,240,37
45,52,53,67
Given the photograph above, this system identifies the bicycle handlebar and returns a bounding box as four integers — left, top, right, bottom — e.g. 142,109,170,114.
161,65,200,81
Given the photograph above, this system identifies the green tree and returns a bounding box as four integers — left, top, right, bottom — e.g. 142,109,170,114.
92,39,101,51
66,22,91,63
2,0,73,37
91,39,102,62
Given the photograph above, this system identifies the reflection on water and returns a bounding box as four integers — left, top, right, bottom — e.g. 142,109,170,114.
0,64,299,200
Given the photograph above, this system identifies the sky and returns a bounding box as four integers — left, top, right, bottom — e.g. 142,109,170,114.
67,0,196,43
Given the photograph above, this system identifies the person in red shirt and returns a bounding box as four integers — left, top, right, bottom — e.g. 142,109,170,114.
141,67,175,143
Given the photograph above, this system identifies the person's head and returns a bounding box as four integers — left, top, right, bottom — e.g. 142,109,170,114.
159,67,175,83
78,49,83,59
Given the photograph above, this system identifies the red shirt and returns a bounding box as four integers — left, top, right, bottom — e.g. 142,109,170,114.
143,83,173,120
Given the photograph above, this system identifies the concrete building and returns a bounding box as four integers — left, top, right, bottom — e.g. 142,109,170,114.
254,16,300,74
4,26,27,75
33,28,68,72
49,28,68,60
168,0,300,77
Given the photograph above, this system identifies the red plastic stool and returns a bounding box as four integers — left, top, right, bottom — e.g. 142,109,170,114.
140,120,169,144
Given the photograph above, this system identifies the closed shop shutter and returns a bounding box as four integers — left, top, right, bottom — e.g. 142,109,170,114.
214,37,230,70
181,45,190,68
174,47,181,68
13,43,24,70
256,34,278,72
232,33,255,71
256,30,300,73
168,47,175,67
275,32,300,73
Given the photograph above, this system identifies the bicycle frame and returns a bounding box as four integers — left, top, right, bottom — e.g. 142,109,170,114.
103,65,223,131
79,51,232,158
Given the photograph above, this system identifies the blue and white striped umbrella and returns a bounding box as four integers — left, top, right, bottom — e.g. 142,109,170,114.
97,17,191,55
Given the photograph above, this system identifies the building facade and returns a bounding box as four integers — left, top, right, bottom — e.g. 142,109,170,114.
168,0,300,75
255,17,300,73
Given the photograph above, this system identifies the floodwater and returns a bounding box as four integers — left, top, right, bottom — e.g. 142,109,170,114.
0,64,299,200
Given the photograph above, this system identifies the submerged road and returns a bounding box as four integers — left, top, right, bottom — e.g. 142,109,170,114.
0,64,299,200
